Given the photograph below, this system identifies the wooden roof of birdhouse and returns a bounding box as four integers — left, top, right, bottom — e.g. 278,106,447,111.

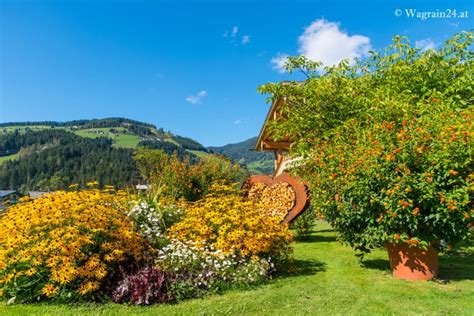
255,97,293,152
255,81,303,152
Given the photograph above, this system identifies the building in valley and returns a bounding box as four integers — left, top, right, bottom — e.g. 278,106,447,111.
0,190,23,210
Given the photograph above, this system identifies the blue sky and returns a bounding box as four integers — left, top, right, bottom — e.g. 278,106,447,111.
1,0,472,146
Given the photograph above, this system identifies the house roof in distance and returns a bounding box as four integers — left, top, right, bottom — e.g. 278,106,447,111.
28,191,49,199
0,190,17,198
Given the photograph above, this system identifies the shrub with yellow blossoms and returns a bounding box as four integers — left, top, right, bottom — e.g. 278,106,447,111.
168,183,293,259
0,190,150,303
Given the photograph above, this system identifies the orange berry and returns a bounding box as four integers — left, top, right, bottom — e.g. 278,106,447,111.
449,170,459,176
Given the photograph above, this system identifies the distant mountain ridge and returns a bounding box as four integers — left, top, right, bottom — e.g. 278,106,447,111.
208,137,274,174
1,117,208,153
0,117,155,129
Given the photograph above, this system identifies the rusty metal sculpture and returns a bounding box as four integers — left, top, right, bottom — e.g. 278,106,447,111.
242,172,309,224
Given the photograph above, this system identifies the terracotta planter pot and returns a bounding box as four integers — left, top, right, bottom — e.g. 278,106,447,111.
386,243,438,281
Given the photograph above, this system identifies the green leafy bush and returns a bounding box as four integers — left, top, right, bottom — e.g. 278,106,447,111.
134,149,247,201
259,32,473,255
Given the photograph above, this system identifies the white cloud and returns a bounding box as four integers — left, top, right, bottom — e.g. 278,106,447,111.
185,90,208,104
271,54,289,73
242,35,250,45
272,19,371,72
231,26,238,37
234,119,242,125
415,38,436,51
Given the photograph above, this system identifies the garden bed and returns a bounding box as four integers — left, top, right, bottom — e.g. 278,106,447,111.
2,221,472,315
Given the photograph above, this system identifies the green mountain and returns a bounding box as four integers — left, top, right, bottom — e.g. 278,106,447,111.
208,137,274,174
0,118,208,155
0,118,275,192
0,118,209,192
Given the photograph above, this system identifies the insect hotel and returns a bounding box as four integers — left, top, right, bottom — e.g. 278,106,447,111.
243,96,309,224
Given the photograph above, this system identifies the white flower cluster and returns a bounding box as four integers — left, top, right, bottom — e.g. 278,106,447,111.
155,239,273,291
127,200,183,247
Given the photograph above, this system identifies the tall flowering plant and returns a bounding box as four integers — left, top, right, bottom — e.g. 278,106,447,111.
258,32,473,255
168,183,293,259
127,199,184,249
0,190,149,302
304,110,472,254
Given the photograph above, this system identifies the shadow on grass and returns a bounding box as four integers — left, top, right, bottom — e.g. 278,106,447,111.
294,235,338,243
437,249,474,281
360,259,390,272
313,229,335,234
278,259,326,278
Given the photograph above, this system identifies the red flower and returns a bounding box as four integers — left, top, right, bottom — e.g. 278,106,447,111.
394,234,401,240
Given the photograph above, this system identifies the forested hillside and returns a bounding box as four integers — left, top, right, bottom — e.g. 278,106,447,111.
0,130,137,192
0,118,210,192
208,137,274,174
0,117,155,129
0,118,275,192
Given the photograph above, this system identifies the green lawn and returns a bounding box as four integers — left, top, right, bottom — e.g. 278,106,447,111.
1,221,473,315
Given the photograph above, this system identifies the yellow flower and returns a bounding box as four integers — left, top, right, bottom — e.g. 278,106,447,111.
168,183,292,258
25,267,36,276
41,284,57,297
78,281,99,295
0,189,149,300
86,181,99,187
